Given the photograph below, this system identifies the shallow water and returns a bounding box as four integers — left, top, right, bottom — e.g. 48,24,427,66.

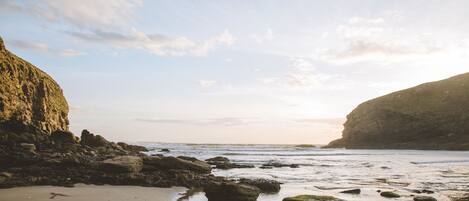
144,143,469,201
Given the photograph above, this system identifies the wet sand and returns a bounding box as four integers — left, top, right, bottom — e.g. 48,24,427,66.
0,184,187,201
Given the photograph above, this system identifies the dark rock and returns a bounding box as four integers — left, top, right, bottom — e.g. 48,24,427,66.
282,195,344,201
80,130,110,147
143,156,211,173
380,191,401,198
261,161,299,169
239,178,281,193
206,156,254,170
422,190,434,194
117,142,148,152
206,156,230,163
340,189,361,194
100,156,143,173
161,148,170,152
0,37,69,134
20,143,36,153
414,196,437,201
326,73,469,150
0,172,12,184
204,181,260,201
51,130,78,144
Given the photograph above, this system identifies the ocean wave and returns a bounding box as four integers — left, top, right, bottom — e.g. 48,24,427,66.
411,160,469,164
222,152,386,156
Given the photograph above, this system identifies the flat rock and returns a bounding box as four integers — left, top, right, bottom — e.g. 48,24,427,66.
239,178,281,193
283,195,344,201
204,181,260,201
143,156,211,173
100,156,143,173
380,191,401,198
340,189,361,194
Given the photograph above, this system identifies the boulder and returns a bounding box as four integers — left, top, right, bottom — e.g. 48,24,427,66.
0,172,12,184
51,130,78,144
414,196,437,201
380,191,401,198
326,73,469,150
206,156,230,163
143,156,211,173
0,36,69,134
80,130,110,147
204,181,260,201
206,156,254,170
239,178,281,193
117,142,148,152
261,161,299,169
100,156,143,173
282,195,344,201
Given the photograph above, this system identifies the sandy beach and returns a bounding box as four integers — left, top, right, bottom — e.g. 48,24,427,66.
0,184,188,201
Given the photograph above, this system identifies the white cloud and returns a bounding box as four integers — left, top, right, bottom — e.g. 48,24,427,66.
198,80,217,88
252,29,275,43
9,40,82,57
67,29,235,56
4,0,142,29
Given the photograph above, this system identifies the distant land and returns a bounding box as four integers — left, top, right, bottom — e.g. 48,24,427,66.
326,73,469,150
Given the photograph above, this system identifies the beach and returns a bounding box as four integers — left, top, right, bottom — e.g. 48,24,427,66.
0,184,188,201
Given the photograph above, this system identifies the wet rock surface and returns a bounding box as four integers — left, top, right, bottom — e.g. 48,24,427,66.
282,195,344,201
239,178,281,193
380,191,401,198
414,196,437,201
204,181,261,201
206,156,254,169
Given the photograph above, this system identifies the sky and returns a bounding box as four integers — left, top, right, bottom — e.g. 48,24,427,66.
1,0,469,144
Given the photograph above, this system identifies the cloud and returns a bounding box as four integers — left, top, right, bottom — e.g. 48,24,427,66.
67,29,234,56
135,117,249,127
9,40,82,57
198,80,217,88
259,58,332,89
1,0,142,29
252,29,275,43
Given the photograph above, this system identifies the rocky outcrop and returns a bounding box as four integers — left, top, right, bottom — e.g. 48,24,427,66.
282,195,344,201
206,156,254,169
204,181,261,201
0,36,69,134
326,73,469,150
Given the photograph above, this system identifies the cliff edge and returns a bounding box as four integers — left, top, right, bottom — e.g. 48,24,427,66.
0,37,69,134
326,73,469,150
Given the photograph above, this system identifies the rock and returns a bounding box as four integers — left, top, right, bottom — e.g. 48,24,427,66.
160,148,170,152
117,142,148,152
204,181,261,201
205,156,253,170
452,194,469,201
206,156,230,163
20,143,36,153
380,191,401,198
100,156,143,173
51,130,78,144
261,161,299,169
422,189,434,194
239,178,281,193
0,36,69,134
414,196,437,201
0,172,12,184
340,189,361,194
80,130,110,147
282,195,344,201
143,156,211,173
326,73,469,150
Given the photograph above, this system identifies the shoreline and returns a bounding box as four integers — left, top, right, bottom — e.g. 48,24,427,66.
0,184,188,201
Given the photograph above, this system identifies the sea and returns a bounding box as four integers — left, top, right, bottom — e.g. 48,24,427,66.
142,143,469,201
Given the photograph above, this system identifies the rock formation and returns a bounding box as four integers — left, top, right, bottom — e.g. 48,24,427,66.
326,73,469,150
0,36,68,134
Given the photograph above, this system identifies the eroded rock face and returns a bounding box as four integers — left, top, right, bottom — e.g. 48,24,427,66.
326,73,469,150
0,37,69,134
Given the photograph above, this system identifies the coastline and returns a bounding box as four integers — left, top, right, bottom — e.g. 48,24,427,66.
0,184,188,201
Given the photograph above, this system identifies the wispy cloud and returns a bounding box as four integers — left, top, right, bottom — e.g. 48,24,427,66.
66,29,234,56
1,0,142,29
9,40,82,57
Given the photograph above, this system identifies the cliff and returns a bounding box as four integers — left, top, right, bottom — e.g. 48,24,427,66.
0,37,69,134
326,73,469,150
